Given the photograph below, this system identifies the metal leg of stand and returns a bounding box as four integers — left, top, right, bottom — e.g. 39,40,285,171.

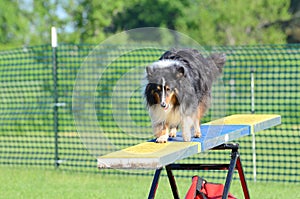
166,165,180,199
148,168,163,199
236,156,250,199
148,143,250,199
222,149,239,199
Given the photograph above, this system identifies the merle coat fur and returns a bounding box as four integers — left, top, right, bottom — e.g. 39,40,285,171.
145,48,226,142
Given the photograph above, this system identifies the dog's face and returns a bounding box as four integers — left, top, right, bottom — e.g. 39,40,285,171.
144,60,185,110
145,82,178,111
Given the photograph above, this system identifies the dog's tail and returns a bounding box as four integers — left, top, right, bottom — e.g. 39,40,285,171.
208,53,226,80
210,53,226,71
159,48,226,81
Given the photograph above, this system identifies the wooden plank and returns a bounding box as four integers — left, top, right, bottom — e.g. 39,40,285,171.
97,114,281,169
206,114,281,133
168,125,250,151
201,125,250,151
98,142,200,169
98,125,249,169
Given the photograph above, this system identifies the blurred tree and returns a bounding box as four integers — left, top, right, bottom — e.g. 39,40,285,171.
0,0,295,48
61,0,125,43
261,0,300,43
177,0,291,45
0,0,67,49
29,1,66,44
106,0,190,43
107,0,189,31
284,0,300,43
0,0,30,49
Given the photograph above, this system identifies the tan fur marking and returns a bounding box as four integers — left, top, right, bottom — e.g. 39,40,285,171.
194,100,208,138
153,93,160,104
165,85,170,91
169,92,178,106
165,91,176,106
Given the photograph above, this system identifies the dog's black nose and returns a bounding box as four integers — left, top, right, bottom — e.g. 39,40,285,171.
161,102,166,108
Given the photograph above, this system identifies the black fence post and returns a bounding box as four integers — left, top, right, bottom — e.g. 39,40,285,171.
51,27,59,168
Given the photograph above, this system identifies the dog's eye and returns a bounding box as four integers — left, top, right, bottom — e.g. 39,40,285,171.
166,87,171,92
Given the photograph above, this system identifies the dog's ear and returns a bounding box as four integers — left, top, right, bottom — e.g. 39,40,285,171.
159,50,177,60
146,66,153,76
175,65,185,78
144,83,158,106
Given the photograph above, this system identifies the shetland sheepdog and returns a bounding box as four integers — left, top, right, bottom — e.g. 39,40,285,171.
144,48,226,143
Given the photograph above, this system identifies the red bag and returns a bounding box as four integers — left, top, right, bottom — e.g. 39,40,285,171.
185,176,237,199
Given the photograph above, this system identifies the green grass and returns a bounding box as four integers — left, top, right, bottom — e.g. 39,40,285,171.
0,166,299,199
0,44,300,197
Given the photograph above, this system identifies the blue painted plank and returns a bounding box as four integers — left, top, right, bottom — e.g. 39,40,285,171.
149,125,250,151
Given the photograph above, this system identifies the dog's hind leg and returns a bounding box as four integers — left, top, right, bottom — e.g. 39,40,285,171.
182,116,193,141
154,123,169,143
193,117,201,138
194,101,208,138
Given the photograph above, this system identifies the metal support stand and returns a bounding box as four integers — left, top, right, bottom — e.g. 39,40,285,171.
148,143,250,199
148,168,163,199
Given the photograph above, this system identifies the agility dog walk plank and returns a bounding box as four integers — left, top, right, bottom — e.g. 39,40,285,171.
98,142,200,169
97,114,281,169
206,114,281,134
167,124,250,151
98,125,249,169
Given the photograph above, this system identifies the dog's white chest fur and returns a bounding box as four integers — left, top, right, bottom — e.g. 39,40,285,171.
149,105,181,127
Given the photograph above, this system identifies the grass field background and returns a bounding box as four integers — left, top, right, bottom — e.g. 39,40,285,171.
0,44,299,190
1,166,299,199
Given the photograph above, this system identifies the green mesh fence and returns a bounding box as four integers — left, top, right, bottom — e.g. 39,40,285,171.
0,44,299,182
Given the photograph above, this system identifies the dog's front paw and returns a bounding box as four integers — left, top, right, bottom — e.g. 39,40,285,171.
194,130,202,138
156,134,169,143
169,128,177,138
183,136,191,142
